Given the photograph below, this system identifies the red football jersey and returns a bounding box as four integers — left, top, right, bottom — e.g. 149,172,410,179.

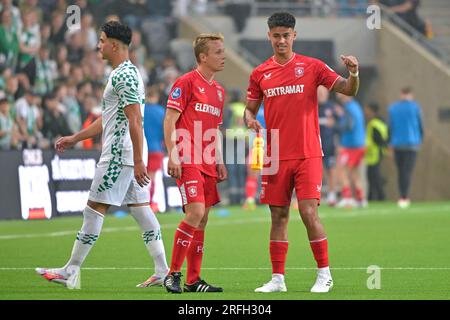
247,53,340,160
167,69,225,177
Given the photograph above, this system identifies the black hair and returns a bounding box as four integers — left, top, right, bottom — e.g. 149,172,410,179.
0,98,9,105
101,21,132,46
267,12,296,29
401,86,413,95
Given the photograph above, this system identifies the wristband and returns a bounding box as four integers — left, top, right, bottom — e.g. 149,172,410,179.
349,70,359,77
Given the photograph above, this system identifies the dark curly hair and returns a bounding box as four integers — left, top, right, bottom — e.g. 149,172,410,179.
267,12,296,30
101,21,132,46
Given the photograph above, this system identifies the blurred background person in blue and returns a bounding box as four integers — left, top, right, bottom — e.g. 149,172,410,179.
335,93,366,208
388,87,423,208
144,85,166,213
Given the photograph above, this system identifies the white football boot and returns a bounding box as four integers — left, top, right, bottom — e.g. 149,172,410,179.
255,275,287,293
310,268,333,293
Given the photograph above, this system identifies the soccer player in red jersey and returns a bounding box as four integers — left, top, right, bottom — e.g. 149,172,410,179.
244,12,360,293
163,33,227,294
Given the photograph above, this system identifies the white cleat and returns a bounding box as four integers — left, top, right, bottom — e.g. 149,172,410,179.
35,267,80,289
35,267,69,286
136,273,165,288
255,279,287,293
310,273,333,293
336,198,356,209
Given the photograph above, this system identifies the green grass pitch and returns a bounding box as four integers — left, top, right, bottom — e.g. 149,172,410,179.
1,202,449,300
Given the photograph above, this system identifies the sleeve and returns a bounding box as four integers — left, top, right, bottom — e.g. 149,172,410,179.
166,77,190,113
112,69,141,109
247,69,263,101
315,60,341,91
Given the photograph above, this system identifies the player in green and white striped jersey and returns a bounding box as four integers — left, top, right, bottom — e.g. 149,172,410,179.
36,21,169,289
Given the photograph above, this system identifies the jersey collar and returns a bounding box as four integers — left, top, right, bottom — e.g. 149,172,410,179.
195,69,214,86
271,53,296,67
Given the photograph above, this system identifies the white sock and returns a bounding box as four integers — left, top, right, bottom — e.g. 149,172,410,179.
272,273,285,283
129,206,169,276
63,206,104,271
318,266,331,277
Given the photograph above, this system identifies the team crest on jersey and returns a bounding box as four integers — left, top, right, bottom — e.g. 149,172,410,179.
171,87,182,99
217,90,223,102
295,67,304,78
188,186,197,197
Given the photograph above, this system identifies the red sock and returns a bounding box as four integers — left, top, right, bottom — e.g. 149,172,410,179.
245,177,258,199
270,240,288,275
355,188,364,201
186,230,205,284
310,238,329,268
169,221,196,273
341,186,352,199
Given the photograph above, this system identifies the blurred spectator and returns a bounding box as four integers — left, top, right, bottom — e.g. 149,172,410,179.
34,46,57,96
3,73,19,107
49,10,67,45
0,0,22,35
59,84,82,135
20,0,43,23
80,12,98,51
18,8,40,85
377,0,432,37
0,8,20,71
388,87,423,208
130,48,149,84
318,85,339,206
130,29,147,67
41,92,72,146
66,30,85,63
39,23,51,47
364,102,388,201
335,93,367,208
143,85,166,212
224,88,247,205
15,89,41,148
0,97,22,150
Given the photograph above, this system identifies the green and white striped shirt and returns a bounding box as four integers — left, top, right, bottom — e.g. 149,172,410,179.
99,60,145,166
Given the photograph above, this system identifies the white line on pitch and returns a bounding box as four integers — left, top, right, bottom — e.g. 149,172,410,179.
1,267,450,271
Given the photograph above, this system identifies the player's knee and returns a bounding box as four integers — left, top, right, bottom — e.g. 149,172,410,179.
271,210,289,227
299,204,319,224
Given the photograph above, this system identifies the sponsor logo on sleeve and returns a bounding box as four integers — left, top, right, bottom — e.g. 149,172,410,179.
171,87,182,99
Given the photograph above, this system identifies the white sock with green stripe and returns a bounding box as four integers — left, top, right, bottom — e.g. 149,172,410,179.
63,206,104,272
130,206,169,276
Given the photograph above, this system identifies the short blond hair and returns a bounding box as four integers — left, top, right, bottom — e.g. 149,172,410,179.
193,33,224,63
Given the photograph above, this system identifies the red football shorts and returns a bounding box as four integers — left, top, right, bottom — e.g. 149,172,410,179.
260,157,322,206
338,147,366,168
147,152,165,172
176,167,220,209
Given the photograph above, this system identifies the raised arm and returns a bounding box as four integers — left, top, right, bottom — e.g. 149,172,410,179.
332,55,360,96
